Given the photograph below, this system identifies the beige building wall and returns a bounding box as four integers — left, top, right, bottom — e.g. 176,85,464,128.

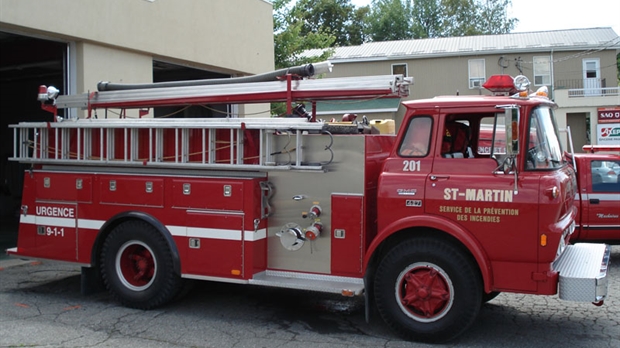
1,0,275,118
552,50,618,86
77,43,154,89
0,0,274,75
555,90,620,148
74,43,154,118
328,48,618,138
329,50,618,102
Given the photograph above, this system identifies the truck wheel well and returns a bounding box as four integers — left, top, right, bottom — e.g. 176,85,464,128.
91,217,130,268
90,212,181,276
367,228,480,290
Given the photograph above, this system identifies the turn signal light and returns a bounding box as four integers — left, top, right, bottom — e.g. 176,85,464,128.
531,86,549,98
540,234,547,247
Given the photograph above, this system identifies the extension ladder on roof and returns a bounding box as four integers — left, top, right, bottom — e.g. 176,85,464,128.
9,117,330,172
11,73,412,172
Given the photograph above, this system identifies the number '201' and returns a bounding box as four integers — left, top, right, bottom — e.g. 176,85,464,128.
402,160,421,172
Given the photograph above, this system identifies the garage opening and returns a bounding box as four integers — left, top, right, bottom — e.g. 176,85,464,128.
153,60,231,118
0,32,66,256
0,34,233,257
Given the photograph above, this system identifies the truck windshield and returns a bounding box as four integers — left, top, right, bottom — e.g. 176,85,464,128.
526,106,564,169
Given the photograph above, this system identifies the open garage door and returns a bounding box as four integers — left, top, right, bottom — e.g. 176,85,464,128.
0,34,235,255
0,32,67,255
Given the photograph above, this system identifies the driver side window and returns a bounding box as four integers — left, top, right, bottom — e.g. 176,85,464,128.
399,117,432,157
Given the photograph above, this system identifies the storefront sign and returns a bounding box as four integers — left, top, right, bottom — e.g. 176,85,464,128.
596,123,620,145
597,107,620,124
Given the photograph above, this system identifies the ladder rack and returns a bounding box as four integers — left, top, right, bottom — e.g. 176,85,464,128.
10,118,332,172
53,75,411,112
15,72,413,172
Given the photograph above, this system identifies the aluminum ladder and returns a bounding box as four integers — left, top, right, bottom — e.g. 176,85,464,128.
10,118,331,172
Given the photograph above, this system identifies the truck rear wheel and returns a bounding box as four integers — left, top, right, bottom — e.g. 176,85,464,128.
374,238,482,343
101,220,182,309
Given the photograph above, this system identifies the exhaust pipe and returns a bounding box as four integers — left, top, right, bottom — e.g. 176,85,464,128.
97,61,333,91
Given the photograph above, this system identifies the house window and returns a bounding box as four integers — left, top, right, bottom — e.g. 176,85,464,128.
468,59,485,89
392,63,407,76
534,56,551,85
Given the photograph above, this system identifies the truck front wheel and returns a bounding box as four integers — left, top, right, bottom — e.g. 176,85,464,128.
101,220,182,309
374,238,482,343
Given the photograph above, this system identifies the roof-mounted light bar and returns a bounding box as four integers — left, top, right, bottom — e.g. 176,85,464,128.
482,75,530,96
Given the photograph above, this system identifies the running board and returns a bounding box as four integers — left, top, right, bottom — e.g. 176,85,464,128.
249,270,364,296
553,243,610,302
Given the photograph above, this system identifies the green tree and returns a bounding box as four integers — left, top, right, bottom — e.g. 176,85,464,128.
347,5,372,45
293,0,370,46
440,0,481,37
411,0,442,38
272,0,517,68
475,0,518,35
430,0,517,37
273,0,335,69
272,0,336,115
367,0,413,41
366,0,517,41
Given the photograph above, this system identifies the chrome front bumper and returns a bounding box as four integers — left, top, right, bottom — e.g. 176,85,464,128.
553,243,610,302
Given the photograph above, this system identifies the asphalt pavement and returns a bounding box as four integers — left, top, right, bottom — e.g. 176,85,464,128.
1,246,618,348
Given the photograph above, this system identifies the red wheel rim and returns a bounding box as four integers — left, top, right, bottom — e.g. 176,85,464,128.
116,241,157,291
396,262,454,322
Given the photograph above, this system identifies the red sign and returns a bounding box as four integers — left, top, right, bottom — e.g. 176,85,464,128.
598,107,620,124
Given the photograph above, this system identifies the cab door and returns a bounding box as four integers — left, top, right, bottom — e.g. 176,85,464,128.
424,116,540,292
377,116,435,233
583,158,620,241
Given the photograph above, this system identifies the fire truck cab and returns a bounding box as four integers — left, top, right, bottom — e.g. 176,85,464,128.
6,64,610,343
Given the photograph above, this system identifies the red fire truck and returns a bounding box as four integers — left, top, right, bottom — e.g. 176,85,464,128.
568,145,620,244
6,63,610,342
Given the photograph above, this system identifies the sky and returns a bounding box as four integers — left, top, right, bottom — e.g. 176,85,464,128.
349,0,620,35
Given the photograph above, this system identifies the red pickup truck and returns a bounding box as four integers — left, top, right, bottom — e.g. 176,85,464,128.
568,146,620,244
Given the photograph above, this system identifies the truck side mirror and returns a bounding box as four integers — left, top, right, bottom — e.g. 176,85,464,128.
505,108,520,156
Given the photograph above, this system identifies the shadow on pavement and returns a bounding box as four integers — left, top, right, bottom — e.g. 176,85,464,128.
0,215,18,261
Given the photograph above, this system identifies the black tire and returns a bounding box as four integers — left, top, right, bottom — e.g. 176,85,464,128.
482,291,501,303
374,238,482,343
100,220,182,309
